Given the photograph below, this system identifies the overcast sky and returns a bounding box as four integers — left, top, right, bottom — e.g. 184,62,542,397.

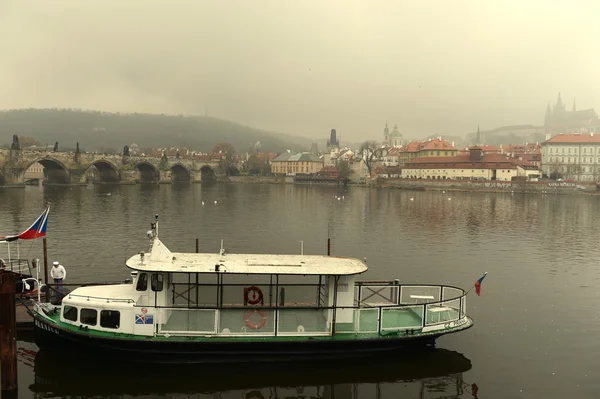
1,0,599,142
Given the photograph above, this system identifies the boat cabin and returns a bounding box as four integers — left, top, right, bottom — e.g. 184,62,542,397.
58,235,369,337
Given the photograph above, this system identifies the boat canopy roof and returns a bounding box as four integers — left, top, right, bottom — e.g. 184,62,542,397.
126,239,368,276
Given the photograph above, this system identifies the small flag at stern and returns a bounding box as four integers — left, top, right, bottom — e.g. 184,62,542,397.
475,272,487,296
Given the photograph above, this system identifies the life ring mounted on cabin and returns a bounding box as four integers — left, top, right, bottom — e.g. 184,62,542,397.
244,309,267,330
244,286,263,305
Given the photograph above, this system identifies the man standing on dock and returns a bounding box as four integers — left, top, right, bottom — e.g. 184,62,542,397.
51,261,66,297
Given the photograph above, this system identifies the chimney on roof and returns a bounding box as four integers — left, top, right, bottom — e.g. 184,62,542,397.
470,146,483,162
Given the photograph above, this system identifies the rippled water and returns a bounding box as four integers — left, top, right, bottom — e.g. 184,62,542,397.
2,183,600,398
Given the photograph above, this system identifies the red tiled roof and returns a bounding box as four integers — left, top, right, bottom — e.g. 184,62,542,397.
404,141,422,152
419,138,456,151
480,145,501,152
404,153,539,170
544,134,600,144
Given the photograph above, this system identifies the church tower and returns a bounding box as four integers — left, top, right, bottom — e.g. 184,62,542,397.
554,92,565,114
390,124,402,146
327,129,339,151
383,122,390,144
476,124,481,145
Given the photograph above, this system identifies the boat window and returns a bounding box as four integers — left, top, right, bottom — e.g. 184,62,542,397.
80,308,97,326
136,273,148,291
63,305,78,322
100,310,120,329
151,273,164,292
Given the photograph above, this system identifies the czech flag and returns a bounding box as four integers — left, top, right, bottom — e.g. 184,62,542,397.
475,272,487,296
1,206,50,242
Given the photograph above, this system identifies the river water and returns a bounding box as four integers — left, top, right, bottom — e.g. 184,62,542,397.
2,183,600,399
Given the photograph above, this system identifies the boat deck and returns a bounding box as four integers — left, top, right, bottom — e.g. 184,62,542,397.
159,305,461,335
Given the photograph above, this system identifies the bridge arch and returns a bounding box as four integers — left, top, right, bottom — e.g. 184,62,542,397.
170,163,191,182
135,161,160,183
26,157,70,184
87,159,120,183
200,165,217,182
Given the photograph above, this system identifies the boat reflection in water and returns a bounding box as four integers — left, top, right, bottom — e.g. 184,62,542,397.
29,347,475,399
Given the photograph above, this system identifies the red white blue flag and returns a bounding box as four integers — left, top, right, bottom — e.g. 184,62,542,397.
475,272,487,296
0,206,50,242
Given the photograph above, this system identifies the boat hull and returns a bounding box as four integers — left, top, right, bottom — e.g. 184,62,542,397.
31,311,472,363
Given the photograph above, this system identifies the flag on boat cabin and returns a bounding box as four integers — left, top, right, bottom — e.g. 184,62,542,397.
475,272,487,296
135,314,153,324
0,206,50,242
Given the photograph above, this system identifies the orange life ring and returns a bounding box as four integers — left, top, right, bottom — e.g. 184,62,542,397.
245,286,263,305
244,309,267,330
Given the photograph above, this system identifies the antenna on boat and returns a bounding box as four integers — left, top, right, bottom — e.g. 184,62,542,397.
154,214,159,238
220,239,226,257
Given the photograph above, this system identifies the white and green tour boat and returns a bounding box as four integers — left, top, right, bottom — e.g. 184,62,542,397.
29,215,473,362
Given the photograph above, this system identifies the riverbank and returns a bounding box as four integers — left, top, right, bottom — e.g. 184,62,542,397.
374,178,600,195
4,175,598,195
226,176,600,195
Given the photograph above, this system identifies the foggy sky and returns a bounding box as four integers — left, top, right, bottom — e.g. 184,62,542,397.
2,0,600,142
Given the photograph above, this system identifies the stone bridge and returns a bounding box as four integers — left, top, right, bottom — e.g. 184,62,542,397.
0,149,223,186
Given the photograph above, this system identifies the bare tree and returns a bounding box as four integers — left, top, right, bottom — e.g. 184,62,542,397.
212,142,236,176
358,141,384,177
593,165,600,182
548,159,564,180
336,159,354,184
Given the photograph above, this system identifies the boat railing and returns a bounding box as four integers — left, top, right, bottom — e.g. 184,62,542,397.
0,258,32,276
63,293,135,304
147,283,468,338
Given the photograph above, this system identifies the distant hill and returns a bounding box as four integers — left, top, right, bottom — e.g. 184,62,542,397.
0,109,312,153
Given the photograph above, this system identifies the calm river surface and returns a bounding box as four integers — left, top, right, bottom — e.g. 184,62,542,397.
2,183,600,399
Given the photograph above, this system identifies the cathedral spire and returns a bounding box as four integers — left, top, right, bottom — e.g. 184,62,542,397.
545,103,552,123
556,92,563,108
476,124,481,145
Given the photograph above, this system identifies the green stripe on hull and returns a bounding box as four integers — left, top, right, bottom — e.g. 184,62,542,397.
34,310,473,342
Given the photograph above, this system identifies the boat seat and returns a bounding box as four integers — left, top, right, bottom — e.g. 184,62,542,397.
410,295,434,304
